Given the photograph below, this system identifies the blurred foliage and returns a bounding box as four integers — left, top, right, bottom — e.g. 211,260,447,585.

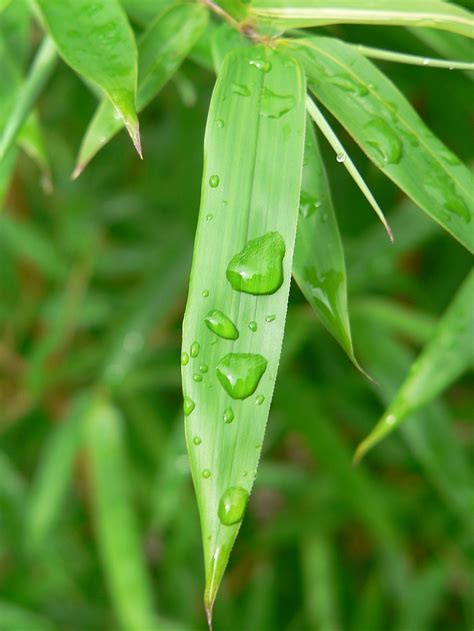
1,3,473,630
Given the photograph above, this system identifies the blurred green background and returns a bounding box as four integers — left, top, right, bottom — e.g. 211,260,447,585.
1,7,473,630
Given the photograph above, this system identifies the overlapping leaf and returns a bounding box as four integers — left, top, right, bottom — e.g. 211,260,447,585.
181,45,305,619
285,36,474,251
74,2,208,176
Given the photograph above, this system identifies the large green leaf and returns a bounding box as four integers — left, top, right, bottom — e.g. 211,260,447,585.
181,45,305,619
251,0,474,38
355,270,474,461
33,0,141,155
286,36,474,251
293,117,358,368
74,2,208,177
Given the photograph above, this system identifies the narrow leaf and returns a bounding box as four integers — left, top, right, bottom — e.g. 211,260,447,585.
355,44,474,71
293,117,360,368
73,2,208,177
251,0,474,38
181,46,305,619
287,36,474,251
355,270,474,462
33,0,141,155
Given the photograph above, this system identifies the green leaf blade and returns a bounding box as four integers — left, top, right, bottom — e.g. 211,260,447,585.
74,2,208,176
181,45,306,617
287,36,474,251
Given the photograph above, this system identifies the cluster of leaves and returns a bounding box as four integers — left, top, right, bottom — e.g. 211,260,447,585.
0,0,473,628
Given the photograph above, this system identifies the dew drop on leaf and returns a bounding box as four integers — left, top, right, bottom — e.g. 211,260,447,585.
363,118,403,165
300,191,321,219
193,373,203,383
248,321,258,332
202,289,209,297
265,315,276,323
255,394,265,406
190,341,200,358
204,310,239,340
199,364,208,373
261,87,296,119
223,407,235,424
183,397,195,416
181,352,189,366
218,486,249,526
202,469,211,479
216,353,268,400
249,58,272,73
226,232,286,295
336,153,346,163
209,174,220,188
231,82,251,97
327,73,368,96
216,118,224,128
193,436,202,445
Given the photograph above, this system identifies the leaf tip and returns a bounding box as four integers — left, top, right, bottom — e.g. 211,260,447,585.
71,163,85,181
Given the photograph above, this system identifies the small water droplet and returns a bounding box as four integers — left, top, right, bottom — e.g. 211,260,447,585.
190,342,200,358
386,414,396,425
181,352,189,366
206,214,213,222
183,397,195,416
256,394,265,406
322,213,328,223
202,289,209,297
255,443,261,449
204,310,239,340
223,407,235,424
216,353,267,400
232,82,251,97
209,174,220,188
193,436,202,445
327,73,368,96
336,153,346,163
248,321,258,332
202,469,211,479
226,232,286,295
193,373,203,383
199,364,208,373
422,57,430,66
216,118,224,128
299,191,321,219
261,87,295,119
218,486,249,526
242,471,248,477
363,118,403,165
265,315,276,323
249,58,272,73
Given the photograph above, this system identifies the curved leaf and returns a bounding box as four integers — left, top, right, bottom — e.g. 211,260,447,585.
73,3,208,177
33,0,141,155
181,45,305,620
251,0,474,38
286,36,474,251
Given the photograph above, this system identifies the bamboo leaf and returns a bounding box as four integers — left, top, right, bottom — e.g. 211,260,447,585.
181,45,305,620
73,2,208,177
0,0,12,13
293,117,360,369
85,393,158,631
355,270,474,461
286,36,474,251
251,0,474,38
33,0,141,155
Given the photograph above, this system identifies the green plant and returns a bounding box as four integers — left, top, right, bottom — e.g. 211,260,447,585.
1,1,473,629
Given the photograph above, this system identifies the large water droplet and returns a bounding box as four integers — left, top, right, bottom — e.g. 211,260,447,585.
193,373,203,383
193,436,202,445
183,397,195,416
226,232,286,295
199,364,208,373
255,394,265,406
190,342,200,358
218,486,249,526
209,174,220,188
261,87,296,119
204,310,239,340
327,73,368,96
303,267,344,317
363,118,403,165
425,173,471,223
216,353,267,400
232,82,251,97
248,321,258,332
336,153,346,163
223,407,235,424
181,352,189,366
202,469,211,479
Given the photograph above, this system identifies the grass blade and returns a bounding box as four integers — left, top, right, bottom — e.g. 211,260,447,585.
251,0,474,38
354,44,474,71
181,45,305,620
86,393,158,631
293,117,361,369
287,36,474,251
33,0,141,155
73,3,208,177
355,270,474,461
306,95,393,241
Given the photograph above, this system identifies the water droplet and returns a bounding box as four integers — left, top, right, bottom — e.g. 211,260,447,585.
209,174,220,188
248,321,258,332
218,486,249,526
181,352,189,366
249,58,272,73
261,87,296,119
190,342,200,358
386,414,396,425
303,267,344,317
223,407,235,424
255,443,261,449
336,153,346,163
204,310,239,340
232,82,251,97
422,57,430,66
202,289,209,297
183,397,195,416
193,373,203,383
226,232,286,295
216,353,267,400
363,118,403,165
202,469,211,479
327,73,368,96
206,214,213,222
193,436,202,445
256,394,265,406
300,191,321,219
199,364,208,373
265,315,276,323
216,118,224,128
425,172,471,223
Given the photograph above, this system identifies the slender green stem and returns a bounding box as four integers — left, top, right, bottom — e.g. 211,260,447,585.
356,44,474,70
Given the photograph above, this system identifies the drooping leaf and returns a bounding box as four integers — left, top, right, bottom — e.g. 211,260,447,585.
181,45,305,619
355,270,474,461
293,117,359,369
74,2,208,176
251,0,474,38
286,36,474,251
33,0,141,154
